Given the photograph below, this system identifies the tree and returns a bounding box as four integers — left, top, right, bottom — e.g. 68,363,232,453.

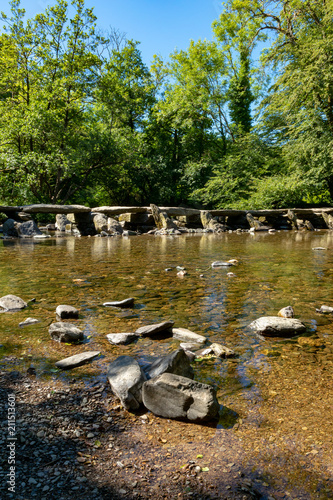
0,0,108,204
91,40,161,205
224,0,333,201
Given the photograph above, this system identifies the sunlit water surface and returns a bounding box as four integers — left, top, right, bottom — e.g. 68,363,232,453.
1,230,333,400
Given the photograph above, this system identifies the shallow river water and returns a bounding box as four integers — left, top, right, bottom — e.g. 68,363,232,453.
1,230,333,498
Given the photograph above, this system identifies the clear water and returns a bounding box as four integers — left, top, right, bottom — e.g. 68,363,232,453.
1,230,332,383
1,230,333,497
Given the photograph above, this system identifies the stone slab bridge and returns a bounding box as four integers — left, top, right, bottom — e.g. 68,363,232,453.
1,204,333,232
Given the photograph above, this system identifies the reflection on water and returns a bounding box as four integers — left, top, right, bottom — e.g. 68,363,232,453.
1,230,332,392
1,230,332,497
1,231,333,370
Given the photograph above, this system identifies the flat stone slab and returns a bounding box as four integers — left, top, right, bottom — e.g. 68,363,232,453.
103,298,135,308
49,322,84,343
106,333,140,345
172,327,206,345
56,305,79,319
22,204,90,214
55,351,100,370
0,294,27,311
92,206,148,215
107,356,146,410
249,316,306,337
136,320,174,337
19,318,40,327
0,205,22,212
142,373,220,422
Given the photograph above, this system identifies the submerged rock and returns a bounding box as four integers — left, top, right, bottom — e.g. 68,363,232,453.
0,294,27,311
55,351,100,370
49,322,84,343
107,356,146,411
142,373,220,422
249,316,306,337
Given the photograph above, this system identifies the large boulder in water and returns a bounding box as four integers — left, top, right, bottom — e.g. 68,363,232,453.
142,373,220,422
0,295,27,311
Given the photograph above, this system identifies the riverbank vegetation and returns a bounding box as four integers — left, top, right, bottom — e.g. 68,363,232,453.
0,0,332,209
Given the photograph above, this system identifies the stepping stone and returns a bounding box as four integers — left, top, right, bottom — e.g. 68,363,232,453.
144,349,194,380
249,316,306,337
172,327,206,345
0,294,27,311
49,322,84,342
55,351,100,370
278,306,294,318
136,320,174,337
56,305,79,319
211,261,235,268
106,333,140,345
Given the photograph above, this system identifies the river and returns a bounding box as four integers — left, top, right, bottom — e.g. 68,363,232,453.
1,230,333,498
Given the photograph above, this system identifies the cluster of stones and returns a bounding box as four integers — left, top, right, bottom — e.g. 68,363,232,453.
1,203,333,238
105,318,237,422
3,293,333,423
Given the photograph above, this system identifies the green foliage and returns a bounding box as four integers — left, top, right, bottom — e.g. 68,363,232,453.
0,0,107,203
191,134,283,208
0,0,332,209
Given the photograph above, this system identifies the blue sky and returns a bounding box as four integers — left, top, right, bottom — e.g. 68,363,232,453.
3,0,224,65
